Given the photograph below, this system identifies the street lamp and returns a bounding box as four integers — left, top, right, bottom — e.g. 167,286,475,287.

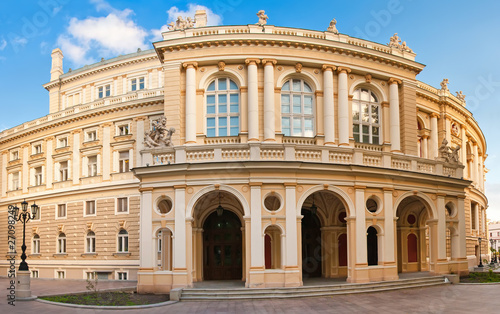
11,200,39,271
490,238,495,265
478,237,483,267
9,199,38,300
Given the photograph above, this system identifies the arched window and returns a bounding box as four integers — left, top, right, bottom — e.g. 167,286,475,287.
264,226,282,269
118,229,129,253
86,231,96,253
352,89,380,144
281,79,314,137
367,226,378,266
206,78,240,137
157,229,173,271
58,233,66,254
32,234,40,254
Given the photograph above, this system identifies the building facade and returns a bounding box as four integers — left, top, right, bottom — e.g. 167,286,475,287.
0,12,489,293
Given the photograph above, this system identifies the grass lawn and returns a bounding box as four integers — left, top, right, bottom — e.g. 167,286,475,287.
461,270,500,283
41,291,169,306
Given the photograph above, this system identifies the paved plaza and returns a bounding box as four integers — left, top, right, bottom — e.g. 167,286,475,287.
0,277,499,313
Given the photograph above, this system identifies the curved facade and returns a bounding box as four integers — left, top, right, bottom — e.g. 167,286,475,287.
0,14,488,293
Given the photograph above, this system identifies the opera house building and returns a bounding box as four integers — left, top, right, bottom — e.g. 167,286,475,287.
0,11,489,293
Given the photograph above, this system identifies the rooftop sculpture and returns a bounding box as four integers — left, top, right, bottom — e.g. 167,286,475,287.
438,139,461,164
327,18,339,34
387,33,413,53
256,10,268,26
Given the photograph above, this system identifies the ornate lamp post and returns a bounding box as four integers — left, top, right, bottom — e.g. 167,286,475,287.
478,237,483,268
10,200,38,300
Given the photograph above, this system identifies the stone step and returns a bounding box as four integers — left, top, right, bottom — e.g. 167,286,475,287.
182,277,445,294
180,277,448,301
183,278,445,295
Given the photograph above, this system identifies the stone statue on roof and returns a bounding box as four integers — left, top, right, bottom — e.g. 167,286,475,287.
256,10,268,26
456,91,466,102
440,79,449,91
168,15,196,31
388,33,413,53
437,138,461,164
327,18,339,34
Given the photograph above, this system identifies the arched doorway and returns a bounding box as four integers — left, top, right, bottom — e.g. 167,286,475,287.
300,189,350,280
396,195,432,273
301,208,322,278
203,210,242,280
367,226,378,266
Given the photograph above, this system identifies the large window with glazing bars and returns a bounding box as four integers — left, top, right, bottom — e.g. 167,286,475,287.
352,89,380,145
281,79,314,137
206,78,240,137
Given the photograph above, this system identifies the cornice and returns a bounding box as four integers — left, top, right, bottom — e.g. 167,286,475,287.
156,38,423,75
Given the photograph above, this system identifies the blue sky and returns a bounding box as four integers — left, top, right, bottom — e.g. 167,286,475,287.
1,0,500,219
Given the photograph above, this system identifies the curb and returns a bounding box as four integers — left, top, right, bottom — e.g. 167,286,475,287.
36,298,178,309
457,282,500,285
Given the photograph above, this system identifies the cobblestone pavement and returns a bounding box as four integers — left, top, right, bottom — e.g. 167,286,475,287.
1,278,499,313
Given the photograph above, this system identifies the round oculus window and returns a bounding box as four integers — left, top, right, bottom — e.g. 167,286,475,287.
407,214,416,225
158,199,172,214
366,198,378,213
264,195,281,211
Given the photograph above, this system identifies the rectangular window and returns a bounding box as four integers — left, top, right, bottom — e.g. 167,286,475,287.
57,204,66,218
119,151,129,173
58,237,66,254
86,235,95,253
87,272,96,280
57,271,65,279
32,237,40,254
88,156,97,177
98,84,111,98
60,161,68,181
86,130,97,142
117,272,128,280
471,205,476,230
32,270,39,278
33,144,42,155
12,172,20,190
86,200,96,215
118,232,129,252
34,167,43,186
58,137,68,148
118,124,129,136
131,77,145,91
11,151,19,161
117,197,128,213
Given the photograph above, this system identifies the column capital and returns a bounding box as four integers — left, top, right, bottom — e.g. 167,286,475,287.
388,78,402,85
430,112,440,119
435,193,447,198
337,67,351,74
182,62,198,69
322,64,336,72
457,195,467,199
245,58,261,66
173,184,187,189
240,86,248,93
249,182,263,187
284,182,297,187
262,59,277,66
139,187,154,193
381,101,390,108
353,185,366,190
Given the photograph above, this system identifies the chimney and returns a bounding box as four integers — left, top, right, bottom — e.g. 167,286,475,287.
50,48,64,81
195,10,207,28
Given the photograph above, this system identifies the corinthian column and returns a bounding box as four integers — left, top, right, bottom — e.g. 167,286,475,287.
337,67,351,146
183,62,198,144
323,65,336,145
388,78,402,152
263,59,277,141
430,113,439,159
246,59,260,141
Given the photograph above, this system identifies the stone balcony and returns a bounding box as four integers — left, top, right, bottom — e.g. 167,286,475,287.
141,142,464,179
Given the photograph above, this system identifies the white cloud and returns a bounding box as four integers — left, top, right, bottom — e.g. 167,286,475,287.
57,2,149,66
0,38,6,51
12,36,27,46
151,4,222,40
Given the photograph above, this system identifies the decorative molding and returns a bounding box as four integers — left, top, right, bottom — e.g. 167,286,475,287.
245,58,261,66
262,59,277,66
295,63,303,73
321,64,336,72
337,67,351,74
218,61,226,71
182,62,198,70
388,78,402,85
365,74,372,83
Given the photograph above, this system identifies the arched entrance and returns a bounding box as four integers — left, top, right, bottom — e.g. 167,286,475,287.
300,190,350,280
203,210,242,280
301,208,322,278
396,195,432,273
192,189,245,282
